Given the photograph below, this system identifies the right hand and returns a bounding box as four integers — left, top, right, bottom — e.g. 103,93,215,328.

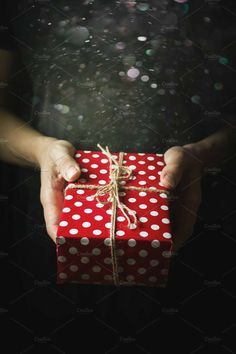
38,138,81,243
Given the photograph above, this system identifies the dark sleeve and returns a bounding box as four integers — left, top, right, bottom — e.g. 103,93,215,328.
0,1,18,51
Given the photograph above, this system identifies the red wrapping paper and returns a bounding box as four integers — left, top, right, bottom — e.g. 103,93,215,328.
56,149,173,286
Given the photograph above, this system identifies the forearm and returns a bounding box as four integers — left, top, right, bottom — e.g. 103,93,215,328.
0,109,55,167
184,126,236,170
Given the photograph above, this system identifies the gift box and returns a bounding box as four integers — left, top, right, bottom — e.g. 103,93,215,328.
56,144,173,287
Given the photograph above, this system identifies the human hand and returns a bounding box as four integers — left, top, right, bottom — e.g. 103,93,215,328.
160,145,203,253
38,138,81,242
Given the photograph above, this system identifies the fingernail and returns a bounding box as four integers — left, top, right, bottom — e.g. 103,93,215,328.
67,166,80,180
164,173,175,188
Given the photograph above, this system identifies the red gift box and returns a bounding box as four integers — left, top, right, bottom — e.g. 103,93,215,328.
56,144,173,287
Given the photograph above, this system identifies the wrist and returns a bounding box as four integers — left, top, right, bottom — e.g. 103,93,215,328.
34,136,57,168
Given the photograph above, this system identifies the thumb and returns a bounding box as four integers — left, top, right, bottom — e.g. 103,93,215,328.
160,146,187,189
50,140,81,182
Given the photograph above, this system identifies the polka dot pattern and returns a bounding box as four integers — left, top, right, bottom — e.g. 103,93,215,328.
56,150,172,286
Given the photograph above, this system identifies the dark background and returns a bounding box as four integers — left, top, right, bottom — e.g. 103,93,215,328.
1,0,236,353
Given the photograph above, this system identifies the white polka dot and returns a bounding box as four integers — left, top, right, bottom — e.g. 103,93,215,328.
72,214,80,220
76,189,85,195
116,230,125,236
80,237,89,245
92,265,101,273
93,229,102,236
58,256,66,263
84,208,93,214
138,160,146,165
91,164,98,168
106,209,112,215
129,155,136,160
147,156,155,161
65,194,73,200
150,198,158,203
100,169,108,174
84,150,91,153
92,154,99,158
140,217,148,223
139,231,149,237
128,198,136,203
139,250,148,257
101,158,108,164
105,222,112,229
78,178,87,183
57,236,66,245
150,211,159,216
75,153,81,158
81,168,88,173
59,272,67,279
92,248,101,255
156,153,163,157
129,165,136,170
81,274,90,280
96,203,104,208
98,180,106,185
62,207,71,213
119,191,126,197
127,258,136,265
89,174,97,179
161,205,169,210
69,247,78,255
104,275,112,281
117,216,125,222
128,239,136,247
148,175,156,180
126,275,135,282
149,276,157,282
74,201,83,207
82,158,90,163
69,228,78,235
151,224,160,230
82,222,91,228
59,221,68,227
139,191,147,197
104,257,112,264
148,165,155,170
70,265,78,272
139,204,147,209
119,180,126,185
157,161,164,166
162,218,170,224
138,170,146,175
138,180,147,185
162,251,172,258
160,193,167,199
104,238,111,246
117,249,125,256
150,259,159,267
86,196,94,201
138,267,147,274
81,257,90,264
129,223,137,230
95,215,103,221
163,232,172,239
151,240,160,248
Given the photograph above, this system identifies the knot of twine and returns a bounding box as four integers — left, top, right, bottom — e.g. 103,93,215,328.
65,143,169,286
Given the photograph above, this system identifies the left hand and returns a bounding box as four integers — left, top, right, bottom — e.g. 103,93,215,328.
160,145,203,253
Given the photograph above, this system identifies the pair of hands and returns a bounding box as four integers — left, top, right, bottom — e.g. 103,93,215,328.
39,139,203,253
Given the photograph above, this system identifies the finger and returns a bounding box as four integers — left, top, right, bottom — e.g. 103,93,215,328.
160,146,187,189
171,184,202,253
50,140,81,182
41,185,64,243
